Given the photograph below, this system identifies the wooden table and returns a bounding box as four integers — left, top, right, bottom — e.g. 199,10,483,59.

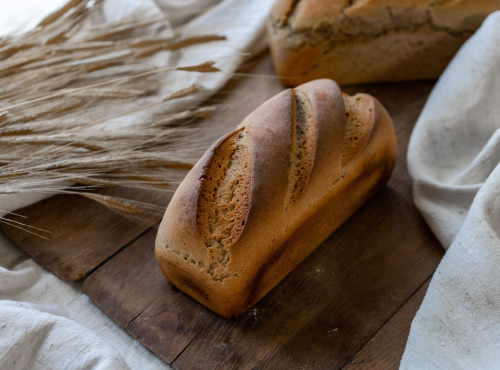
1,53,444,369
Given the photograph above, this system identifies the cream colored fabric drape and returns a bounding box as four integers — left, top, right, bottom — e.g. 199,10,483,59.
402,12,500,369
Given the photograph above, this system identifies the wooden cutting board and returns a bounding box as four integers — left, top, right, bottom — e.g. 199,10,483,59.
1,53,444,369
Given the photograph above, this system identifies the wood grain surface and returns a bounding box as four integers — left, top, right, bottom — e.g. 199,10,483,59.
0,184,185,281
1,53,444,369
345,280,431,369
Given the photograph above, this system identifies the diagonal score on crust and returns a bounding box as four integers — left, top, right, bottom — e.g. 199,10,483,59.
285,88,316,208
196,127,251,281
341,93,375,167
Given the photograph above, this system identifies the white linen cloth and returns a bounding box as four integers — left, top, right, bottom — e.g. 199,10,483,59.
402,11,500,369
0,0,274,368
0,236,165,369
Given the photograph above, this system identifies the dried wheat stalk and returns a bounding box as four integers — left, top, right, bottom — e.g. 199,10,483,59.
0,0,228,230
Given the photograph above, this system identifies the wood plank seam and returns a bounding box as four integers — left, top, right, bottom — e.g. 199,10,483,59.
124,294,161,329
340,274,435,369
83,226,155,282
170,321,212,367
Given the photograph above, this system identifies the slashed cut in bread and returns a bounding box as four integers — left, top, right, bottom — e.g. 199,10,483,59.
267,0,500,86
155,79,396,318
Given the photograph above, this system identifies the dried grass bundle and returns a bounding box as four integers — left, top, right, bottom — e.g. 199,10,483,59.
0,0,229,228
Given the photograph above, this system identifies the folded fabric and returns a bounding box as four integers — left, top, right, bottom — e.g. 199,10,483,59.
0,301,130,369
402,11,500,368
0,1,66,36
0,237,167,369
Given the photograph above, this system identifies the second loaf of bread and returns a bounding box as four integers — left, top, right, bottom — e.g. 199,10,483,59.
267,0,500,86
155,79,396,318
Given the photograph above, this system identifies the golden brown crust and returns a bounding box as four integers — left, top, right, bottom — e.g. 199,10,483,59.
155,79,396,317
267,0,500,86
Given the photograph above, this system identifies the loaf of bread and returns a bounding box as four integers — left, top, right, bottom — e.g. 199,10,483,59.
155,79,396,318
267,0,500,86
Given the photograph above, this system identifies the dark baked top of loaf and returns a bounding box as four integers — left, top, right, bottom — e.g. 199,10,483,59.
191,80,375,281
269,0,500,46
